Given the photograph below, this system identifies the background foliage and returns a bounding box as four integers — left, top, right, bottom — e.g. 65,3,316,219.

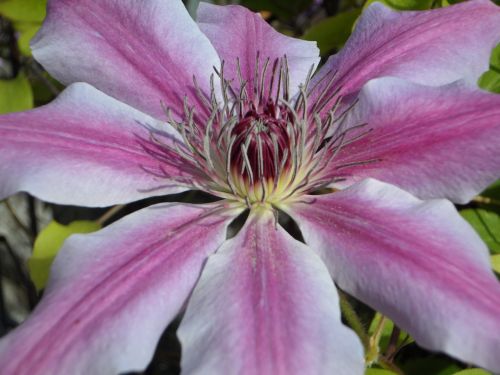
0,0,499,374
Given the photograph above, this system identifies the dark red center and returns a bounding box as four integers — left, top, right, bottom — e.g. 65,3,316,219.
231,100,292,181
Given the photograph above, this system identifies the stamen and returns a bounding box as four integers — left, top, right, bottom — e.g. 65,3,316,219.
203,113,217,171
214,61,231,119
337,125,372,148
302,64,316,93
256,134,264,181
334,158,382,170
240,143,254,186
309,70,339,113
236,58,249,101
225,135,239,196
268,58,279,100
271,134,280,187
277,148,289,182
209,74,217,109
147,57,378,205
274,59,283,107
282,55,290,102
324,98,360,143
254,50,261,101
259,57,271,103
192,75,212,109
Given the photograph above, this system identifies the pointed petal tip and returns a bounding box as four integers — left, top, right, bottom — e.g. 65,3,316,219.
327,77,500,203
310,0,500,115
0,202,241,375
196,2,319,99
0,82,195,206
178,209,364,375
31,0,220,120
287,179,500,372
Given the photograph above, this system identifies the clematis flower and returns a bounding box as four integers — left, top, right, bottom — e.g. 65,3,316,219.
1,0,500,373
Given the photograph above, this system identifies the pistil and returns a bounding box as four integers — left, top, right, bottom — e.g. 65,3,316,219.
152,54,373,207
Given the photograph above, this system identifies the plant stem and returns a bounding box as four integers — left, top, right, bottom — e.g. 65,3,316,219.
366,313,387,364
473,195,500,206
338,290,369,348
385,326,402,360
378,355,405,375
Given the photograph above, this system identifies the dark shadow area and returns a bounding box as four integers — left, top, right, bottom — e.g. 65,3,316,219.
123,316,182,375
275,207,305,243
52,190,222,226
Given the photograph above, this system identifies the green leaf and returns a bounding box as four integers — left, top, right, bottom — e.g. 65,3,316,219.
402,357,461,375
29,220,101,290
460,208,500,254
368,313,413,352
365,369,397,375
491,255,500,274
479,70,500,93
363,0,434,10
302,9,361,55
13,21,41,56
479,44,500,93
0,72,33,114
0,0,47,22
478,70,500,94
490,44,500,71
441,0,465,5
453,369,492,375
482,179,500,199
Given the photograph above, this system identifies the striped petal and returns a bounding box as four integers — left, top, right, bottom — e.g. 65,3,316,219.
0,202,241,375
323,77,500,203
285,179,500,372
178,207,364,375
309,0,500,117
32,0,220,120
197,3,319,101
0,83,195,207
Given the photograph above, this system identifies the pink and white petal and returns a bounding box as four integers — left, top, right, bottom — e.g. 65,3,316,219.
0,83,196,207
178,208,364,375
0,202,242,375
309,0,500,116
285,179,500,372
32,0,220,120
197,3,319,100
323,77,500,203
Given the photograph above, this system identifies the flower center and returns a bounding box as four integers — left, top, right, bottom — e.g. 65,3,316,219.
155,55,373,207
230,101,291,181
